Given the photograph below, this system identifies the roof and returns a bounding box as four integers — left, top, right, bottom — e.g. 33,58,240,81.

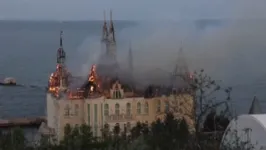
221,114,266,150
249,96,262,114
251,114,266,129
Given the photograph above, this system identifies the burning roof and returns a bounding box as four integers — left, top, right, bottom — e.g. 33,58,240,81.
47,13,193,100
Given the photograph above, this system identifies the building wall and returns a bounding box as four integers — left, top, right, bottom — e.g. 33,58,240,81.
103,97,136,132
133,97,157,124
46,94,56,129
46,93,195,140
135,94,195,130
83,97,105,137
57,99,84,140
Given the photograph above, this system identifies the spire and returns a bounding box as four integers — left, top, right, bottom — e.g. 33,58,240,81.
102,10,108,42
173,41,189,80
57,30,66,64
128,41,133,72
171,41,191,88
109,9,115,43
60,30,63,47
105,9,117,61
249,96,262,114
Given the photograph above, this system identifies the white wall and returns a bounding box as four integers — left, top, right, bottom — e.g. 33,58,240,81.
46,93,56,129
221,115,266,150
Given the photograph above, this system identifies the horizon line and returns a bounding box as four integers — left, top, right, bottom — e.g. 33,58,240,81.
0,18,265,22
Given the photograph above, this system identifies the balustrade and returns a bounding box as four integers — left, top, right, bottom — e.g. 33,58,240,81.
105,114,133,122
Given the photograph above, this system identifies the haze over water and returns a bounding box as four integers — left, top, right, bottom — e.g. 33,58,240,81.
0,20,266,118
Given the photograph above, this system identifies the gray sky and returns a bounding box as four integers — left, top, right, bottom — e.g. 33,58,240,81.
0,0,265,20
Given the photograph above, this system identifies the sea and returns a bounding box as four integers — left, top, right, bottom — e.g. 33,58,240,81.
0,19,266,120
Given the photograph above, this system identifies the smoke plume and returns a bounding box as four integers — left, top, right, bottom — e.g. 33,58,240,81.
65,1,266,113
70,19,266,87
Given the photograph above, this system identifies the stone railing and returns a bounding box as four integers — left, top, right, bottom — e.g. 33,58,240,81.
105,114,133,122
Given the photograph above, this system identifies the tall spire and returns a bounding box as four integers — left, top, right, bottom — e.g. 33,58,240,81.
106,9,117,61
172,41,190,85
128,41,133,72
60,30,63,47
57,30,66,65
109,9,115,43
102,10,108,42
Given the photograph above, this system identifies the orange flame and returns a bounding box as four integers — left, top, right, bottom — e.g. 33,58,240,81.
48,64,71,97
88,64,97,83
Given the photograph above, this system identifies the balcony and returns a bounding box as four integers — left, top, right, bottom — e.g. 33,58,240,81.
105,114,133,122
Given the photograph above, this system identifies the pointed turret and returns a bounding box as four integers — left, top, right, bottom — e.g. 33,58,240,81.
102,10,108,42
172,42,191,88
249,96,262,114
128,42,133,72
106,9,117,61
173,42,189,80
57,31,68,89
57,30,66,65
97,10,119,78
128,42,135,86
109,10,115,43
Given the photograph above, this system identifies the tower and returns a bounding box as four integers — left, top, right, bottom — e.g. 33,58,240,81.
128,42,135,87
102,10,108,42
96,10,119,78
56,31,67,89
172,42,191,88
109,10,116,43
57,31,66,65
128,42,133,73
101,11,108,55
107,10,117,60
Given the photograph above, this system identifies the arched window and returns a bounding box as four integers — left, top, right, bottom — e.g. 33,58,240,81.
112,83,122,99
113,90,122,99
126,103,131,115
64,104,70,116
116,91,122,99
157,100,161,112
165,101,169,112
104,104,109,116
144,102,149,114
74,104,79,116
115,103,120,115
137,102,141,114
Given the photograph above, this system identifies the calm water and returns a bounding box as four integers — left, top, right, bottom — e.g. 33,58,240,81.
0,20,135,118
0,20,265,119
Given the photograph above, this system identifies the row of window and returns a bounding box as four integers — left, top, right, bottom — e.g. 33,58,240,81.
104,103,132,116
64,104,79,116
64,100,170,117
103,102,149,116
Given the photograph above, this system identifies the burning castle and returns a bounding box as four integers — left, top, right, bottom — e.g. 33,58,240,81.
45,11,195,142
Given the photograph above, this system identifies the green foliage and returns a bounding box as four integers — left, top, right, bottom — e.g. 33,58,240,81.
60,124,97,150
145,112,190,150
191,69,232,134
0,128,28,150
0,115,255,150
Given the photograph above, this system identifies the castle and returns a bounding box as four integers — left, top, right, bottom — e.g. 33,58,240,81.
43,11,195,142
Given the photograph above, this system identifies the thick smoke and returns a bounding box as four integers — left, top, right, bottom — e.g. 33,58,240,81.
69,19,266,90
66,1,266,113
